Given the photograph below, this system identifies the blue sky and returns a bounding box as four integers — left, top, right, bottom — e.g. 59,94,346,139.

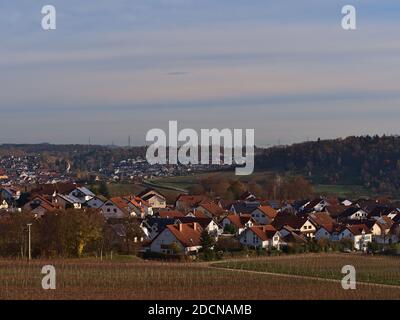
1,0,400,146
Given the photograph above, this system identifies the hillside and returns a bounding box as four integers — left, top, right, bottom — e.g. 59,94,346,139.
255,135,400,196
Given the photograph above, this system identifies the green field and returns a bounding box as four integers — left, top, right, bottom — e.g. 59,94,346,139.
214,254,400,286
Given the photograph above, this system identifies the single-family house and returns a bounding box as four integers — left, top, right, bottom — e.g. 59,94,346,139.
150,222,203,255
239,225,282,250
251,205,277,225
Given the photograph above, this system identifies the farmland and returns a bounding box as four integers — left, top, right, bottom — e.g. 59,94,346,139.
0,254,399,300
213,253,400,286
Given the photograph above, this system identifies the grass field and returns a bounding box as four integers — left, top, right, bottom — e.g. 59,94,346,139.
213,254,400,286
1,254,399,300
148,171,373,198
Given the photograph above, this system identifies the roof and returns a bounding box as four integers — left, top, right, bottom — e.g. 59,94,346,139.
137,188,166,200
75,187,95,197
374,216,394,231
344,224,370,236
157,210,185,218
248,225,278,241
175,216,214,228
230,201,260,214
255,205,277,219
197,201,225,217
109,197,130,214
271,212,310,230
325,205,347,218
224,214,253,229
57,193,82,204
25,195,57,213
165,223,203,248
309,212,337,233
176,195,210,207
30,182,76,196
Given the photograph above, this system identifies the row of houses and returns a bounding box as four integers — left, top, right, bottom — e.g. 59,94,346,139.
1,183,400,255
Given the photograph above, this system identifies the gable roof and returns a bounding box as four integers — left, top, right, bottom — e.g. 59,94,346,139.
165,223,203,248
224,214,253,229
309,212,337,233
255,205,277,219
157,210,185,218
343,224,371,236
271,212,310,230
197,201,225,217
248,225,278,241
176,194,210,207
109,197,130,215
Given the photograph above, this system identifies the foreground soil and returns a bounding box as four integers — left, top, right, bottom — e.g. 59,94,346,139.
0,253,399,300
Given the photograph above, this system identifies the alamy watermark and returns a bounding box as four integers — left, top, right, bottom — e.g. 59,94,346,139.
341,265,356,290
41,265,56,290
145,121,255,175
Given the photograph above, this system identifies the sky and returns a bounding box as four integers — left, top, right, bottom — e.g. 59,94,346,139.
0,0,400,146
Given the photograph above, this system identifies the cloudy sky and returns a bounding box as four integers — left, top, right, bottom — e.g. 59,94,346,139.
1,0,399,146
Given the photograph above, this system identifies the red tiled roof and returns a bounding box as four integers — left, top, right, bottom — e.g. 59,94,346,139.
225,214,253,229
257,206,278,219
249,225,278,241
166,223,203,247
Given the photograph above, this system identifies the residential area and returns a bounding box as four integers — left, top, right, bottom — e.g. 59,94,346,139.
1,180,399,259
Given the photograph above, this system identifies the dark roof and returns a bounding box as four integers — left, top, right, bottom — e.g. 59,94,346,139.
271,212,309,230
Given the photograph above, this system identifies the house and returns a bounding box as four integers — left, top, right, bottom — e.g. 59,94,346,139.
338,224,372,251
23,196,58,217
150,222,203,255
239,225,282,250
85,195,107,209
137,189,166,208
221,214,254,235
370,216,398,244
272,213,317,238
126,196,153,218
229,200,260,215
54,194,82,209
340,207,368,221
156,210,185,219
176,216,220,237
309,212,339,241
175,194,210,212
69,187,95,203
0,187,21,203
195,202,226,220
251,205,277,225
0,199,9,210
100,197,131,219
30,182,76,198
144,217,176,240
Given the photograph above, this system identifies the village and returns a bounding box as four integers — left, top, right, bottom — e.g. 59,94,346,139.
1,179,399,258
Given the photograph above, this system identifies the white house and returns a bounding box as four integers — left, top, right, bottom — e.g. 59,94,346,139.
251,206,277,225
150,222,202,255
85,196,106,209
69,187,95,203
370,216,398,244
100,197,130,219
54,194,82,209
221,214,254,235
239,225,282,250
338,224,372,251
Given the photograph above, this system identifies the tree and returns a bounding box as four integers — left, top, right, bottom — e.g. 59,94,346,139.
200,230,215,251
223,224,237,235
98,181,110,198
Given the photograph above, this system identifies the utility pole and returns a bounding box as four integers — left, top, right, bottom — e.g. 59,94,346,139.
27,223,32,260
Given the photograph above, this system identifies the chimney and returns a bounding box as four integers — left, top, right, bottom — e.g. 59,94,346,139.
178,222,183,232
193,222,199,231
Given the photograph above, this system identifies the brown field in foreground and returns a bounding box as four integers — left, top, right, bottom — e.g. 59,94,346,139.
0,254,400,300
